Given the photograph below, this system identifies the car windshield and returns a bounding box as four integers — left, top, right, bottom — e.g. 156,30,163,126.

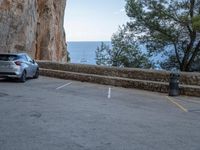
0,55,18,61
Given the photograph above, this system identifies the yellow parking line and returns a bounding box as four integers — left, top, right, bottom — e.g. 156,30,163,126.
166,96,188,112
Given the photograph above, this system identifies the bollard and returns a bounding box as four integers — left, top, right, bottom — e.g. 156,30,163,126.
169,72,180,96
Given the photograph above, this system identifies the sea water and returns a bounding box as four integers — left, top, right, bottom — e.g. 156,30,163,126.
67,41,162,67
67,41,111,65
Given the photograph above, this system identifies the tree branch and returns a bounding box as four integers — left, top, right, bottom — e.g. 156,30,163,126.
187,40,200,68
187,25,193,35
181,30,196,69
173,43,181,66
190,0,195,18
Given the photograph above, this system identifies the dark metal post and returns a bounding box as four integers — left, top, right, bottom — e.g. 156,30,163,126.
169,72,180,96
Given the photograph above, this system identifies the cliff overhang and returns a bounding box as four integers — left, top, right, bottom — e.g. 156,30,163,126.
0,0,67,62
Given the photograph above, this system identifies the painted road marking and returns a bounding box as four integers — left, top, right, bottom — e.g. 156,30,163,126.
178,97,200,104
108,87,111,99
166,96,188,112
56,82,72,90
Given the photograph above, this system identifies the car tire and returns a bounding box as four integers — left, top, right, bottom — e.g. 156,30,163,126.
33,68,39,79
19,71,26,83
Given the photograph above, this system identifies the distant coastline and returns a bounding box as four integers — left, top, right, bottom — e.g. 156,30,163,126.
67,41,111,42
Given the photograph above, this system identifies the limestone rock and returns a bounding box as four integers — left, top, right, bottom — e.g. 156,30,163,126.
0,0,67,62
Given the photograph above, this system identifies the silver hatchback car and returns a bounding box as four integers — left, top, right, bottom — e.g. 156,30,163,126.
0,53,39,82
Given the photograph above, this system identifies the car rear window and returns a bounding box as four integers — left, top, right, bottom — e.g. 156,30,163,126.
0,55,19,61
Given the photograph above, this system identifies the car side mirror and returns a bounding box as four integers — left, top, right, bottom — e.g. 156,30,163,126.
31,59,35,64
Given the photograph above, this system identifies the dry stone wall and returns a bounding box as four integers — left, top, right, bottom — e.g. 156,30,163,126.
37,61,200,86
37,61,200,97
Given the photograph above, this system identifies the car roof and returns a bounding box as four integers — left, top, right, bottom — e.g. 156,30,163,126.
0,53,28,56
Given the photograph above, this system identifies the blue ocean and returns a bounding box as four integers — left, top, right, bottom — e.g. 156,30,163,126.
67,41,161,66
67,41,111,65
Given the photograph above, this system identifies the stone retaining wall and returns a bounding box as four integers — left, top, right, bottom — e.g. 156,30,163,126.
39,68,200,97
40,68,170,93
37,61,200,86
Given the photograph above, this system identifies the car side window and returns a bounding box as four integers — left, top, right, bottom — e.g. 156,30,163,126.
26,55,33,63
18,55,28,61
0,55,18,61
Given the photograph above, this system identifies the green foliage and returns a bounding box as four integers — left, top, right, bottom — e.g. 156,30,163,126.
191,51,200,71
66,43,71,62
193,15,200,31
160,55,180,71
96,26,152,68
96,42,111,66
67,51,71,62
125,0,200,71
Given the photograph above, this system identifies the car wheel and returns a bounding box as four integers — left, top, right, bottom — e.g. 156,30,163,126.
19,71,26,83
33,68,39,79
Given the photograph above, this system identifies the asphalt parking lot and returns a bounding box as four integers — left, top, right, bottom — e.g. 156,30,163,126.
0,76,200,150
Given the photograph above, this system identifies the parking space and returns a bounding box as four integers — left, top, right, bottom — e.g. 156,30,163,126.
167,96,200,113
0,76,200,150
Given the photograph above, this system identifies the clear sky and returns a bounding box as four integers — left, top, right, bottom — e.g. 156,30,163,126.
64,0,129,41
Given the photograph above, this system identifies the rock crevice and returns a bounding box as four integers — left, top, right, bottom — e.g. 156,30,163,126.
0,0,67,62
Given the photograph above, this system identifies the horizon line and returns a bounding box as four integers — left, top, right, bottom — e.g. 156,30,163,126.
66,40,111,42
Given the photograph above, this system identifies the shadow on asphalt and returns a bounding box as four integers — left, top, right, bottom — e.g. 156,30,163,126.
0,77,33,83
0,78,18,83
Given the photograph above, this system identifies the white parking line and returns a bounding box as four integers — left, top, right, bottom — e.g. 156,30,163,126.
108,87,111,99
56,82,72,90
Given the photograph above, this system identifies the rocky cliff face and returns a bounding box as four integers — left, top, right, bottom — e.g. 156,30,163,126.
0,0,67,62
